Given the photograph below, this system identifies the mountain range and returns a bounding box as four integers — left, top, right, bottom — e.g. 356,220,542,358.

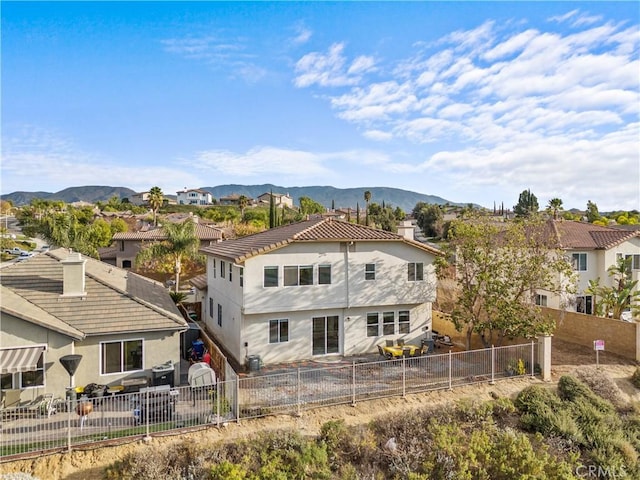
1,184,460,212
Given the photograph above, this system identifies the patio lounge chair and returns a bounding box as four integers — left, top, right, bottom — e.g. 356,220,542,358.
1,393,55,419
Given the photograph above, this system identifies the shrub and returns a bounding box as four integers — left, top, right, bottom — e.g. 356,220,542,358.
557,375,615,414
573,366,626,409
632,368,640,389
514,385,564,435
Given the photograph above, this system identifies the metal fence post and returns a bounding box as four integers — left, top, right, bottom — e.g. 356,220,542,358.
67,398,72,452
235,375,241,424
530,340,535,377
402,356,406,397
216,382,221,427
144,389,150,440
297,368,301,417
448,350,452,390
351,362,356,406
490,345,495,385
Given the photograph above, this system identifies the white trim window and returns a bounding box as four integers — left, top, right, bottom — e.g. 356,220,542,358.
366,312,380,337
217,304,223,327
209,297,214,318
1,349,45,389
101,339,143,375
408,262,424,281
220,261,226,279
572,253,587,271
240,267,244,287
383,312,395,335
264,266,279,287
535,294,548,307
318,264,332,285
212,259,216,278
269,319,289,343
365,263,376,280
398,310,410,334
284,265,313,286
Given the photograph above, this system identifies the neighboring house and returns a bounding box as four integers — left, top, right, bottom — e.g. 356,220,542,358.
177,188,213,206
0,249,187,403
129,191,150,206
219,194,250,206
109,221,223,269
257,192,293,209
199,218,441,367
538,220,640,314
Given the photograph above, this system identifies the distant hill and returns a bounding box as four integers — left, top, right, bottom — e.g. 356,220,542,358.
206,184,458,212
1,186,136,206
2,184,458,211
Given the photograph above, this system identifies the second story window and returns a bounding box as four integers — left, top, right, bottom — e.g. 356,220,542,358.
365,263,376,280
318,264,332,285
229,265,233,282
572,253,587,271
220,261,226,278
217,304,222,327
264,266,278,287
240,267,244,287
284,265,313,286
212,259,216,278
408,262,424,281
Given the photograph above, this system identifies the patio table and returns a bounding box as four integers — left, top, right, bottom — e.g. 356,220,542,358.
382,344,422,358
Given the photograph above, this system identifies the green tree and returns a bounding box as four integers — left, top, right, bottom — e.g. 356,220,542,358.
513,189,539,217
600,256,640,319
413,202,444,238
364,190,371,226
299,196,325,216
135,219,203,292
438,214,576,349
546,198,563,220
148,186,164,226
586,200,600,223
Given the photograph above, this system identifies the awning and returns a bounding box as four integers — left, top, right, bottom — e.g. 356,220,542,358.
0,346,45,374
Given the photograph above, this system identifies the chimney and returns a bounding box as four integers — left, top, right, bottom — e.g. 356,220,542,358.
397,220,415,241
61,252,87,297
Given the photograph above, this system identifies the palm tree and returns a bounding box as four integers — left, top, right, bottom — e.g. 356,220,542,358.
364,190,371,226
238,195,249,218
135,219,202,292
148,186,164,226
546,198,563,220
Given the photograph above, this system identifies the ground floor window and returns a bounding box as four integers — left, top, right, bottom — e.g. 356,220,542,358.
383,312,395,335
269,319,289,343
1,352,45,389
398,310,410,334
535,294,548,307
366,313,380,337
576,295,593,315
101,339,143,375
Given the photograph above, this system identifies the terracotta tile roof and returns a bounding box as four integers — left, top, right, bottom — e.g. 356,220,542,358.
1,249,187,337
113,223,222,241
200,218,442,263
549,220,639,250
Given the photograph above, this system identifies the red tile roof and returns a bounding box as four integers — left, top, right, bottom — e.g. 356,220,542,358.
549,220,639,250
200,218,441,263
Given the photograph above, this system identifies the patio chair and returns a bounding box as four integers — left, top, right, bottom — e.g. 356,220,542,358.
385,339,394,347
396,339,405,347
402,347,412,358
2,393,55,419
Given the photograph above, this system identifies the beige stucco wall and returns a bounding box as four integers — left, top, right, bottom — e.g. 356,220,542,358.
1,313,184,400
541,306,638,361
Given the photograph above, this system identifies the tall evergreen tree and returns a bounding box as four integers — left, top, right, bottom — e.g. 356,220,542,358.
269,190,276,228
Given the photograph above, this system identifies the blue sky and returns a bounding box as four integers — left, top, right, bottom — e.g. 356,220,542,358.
2,2,639,211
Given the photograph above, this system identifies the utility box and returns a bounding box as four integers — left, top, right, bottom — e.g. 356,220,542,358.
152,361,175,387
247,355,261,372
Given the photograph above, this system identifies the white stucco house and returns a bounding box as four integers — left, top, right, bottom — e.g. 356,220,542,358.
257,192,294,209
177,188,213,206
199,218,442,367
537,220,640,315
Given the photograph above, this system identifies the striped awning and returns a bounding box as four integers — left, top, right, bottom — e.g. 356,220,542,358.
0,346,45,374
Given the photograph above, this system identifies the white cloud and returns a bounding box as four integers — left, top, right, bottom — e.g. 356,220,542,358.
294,43,376,88
292,25,312,45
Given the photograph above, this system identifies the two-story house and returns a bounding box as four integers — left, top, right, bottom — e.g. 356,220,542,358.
539,220,640,314
257,192,293,209
110,221,223,269
199,218,441,367
1,249,187,402
177,188,213,206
